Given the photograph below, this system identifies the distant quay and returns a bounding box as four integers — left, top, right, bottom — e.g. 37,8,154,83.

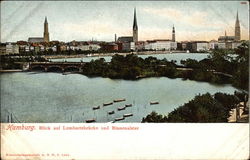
44,50,189,59
0,69,23,73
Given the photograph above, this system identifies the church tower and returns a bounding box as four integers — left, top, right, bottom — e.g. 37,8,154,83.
235,11,241,41
172,25,175,42
44,16,50,43
133,8,138,43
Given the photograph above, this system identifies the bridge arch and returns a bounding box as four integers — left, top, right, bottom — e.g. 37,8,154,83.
64,66,80,72
31,65,46,71
47,66,63,72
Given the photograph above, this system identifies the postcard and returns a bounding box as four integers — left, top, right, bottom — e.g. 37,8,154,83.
1,1,249,159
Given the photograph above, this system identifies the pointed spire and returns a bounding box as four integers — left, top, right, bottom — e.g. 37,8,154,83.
225,30,227,36
45,16,48,23
236,10,239,21
133,8,138,30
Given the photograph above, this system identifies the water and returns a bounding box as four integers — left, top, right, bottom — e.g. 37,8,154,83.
50,53,209,65
1,72,239,123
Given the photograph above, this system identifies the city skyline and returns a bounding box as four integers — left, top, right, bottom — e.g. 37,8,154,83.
1,1,249,42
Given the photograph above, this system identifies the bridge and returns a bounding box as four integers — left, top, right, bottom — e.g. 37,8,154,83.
24,62,86,72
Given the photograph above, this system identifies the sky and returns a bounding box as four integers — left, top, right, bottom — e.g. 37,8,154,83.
1,1,249,42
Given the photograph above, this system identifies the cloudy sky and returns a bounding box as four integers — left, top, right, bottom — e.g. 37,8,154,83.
1,1,249,42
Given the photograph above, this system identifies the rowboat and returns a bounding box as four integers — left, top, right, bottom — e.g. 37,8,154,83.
123,113,133,117
92,106,100,110
113,98,126,103
108,111,115,115
125,104,132,107
115,117,125,121
150,101,159,105
103,102,113,106
85,119,96,123
117,106,126,111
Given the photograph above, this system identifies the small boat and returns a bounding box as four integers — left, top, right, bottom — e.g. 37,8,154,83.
125,104,132,107
108,111,115,115
150,101,159,105
62,72,70,75
103,102,113,106
85,119,96,123
115,117,125,121
123,113,133,117
113,98,126,103
92,106,100,110
117,106,126,111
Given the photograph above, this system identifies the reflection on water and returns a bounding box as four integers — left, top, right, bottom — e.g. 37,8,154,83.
1,72,238,123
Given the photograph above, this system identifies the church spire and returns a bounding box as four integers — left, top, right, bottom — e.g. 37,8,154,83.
235,11,241,41
133,8,138,43
44,16,49,43
133,8,138,30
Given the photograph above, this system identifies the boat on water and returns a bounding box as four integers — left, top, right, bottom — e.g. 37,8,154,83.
62,72,71,75
103,102,113,106
123,113,133,117
117,106,126,111
125,104,132,107
108,111,115,115
113,98,126,103
150,101,159,105
85,119,96,123
92,106,100,110
115,117,125,121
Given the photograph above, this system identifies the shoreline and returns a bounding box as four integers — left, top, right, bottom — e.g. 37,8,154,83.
44,50,203,59
0,69,23,73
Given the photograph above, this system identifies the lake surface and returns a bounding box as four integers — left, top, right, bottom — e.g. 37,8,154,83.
1,72,239,123
50,53,210,65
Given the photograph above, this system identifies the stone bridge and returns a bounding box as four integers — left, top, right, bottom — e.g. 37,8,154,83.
27,62,86,72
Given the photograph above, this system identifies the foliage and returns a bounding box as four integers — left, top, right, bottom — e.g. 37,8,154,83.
142,92,246,123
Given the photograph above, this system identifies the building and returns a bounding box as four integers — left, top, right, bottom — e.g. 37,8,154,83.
144,40,177,51
192,41,209,52
5,43,19,54
133,8,138,43
28,37,44,43
208,40,218,50
218,12,241,42
172,25,175,42
235,11,241,41
122,42,135,51
117,37,133,43
44,17,50,42
28,17,50,43
101,43,118,51
0,43,6,55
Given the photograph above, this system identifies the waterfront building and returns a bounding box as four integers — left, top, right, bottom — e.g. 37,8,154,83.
144,40,176,51
133,8,138,43
218,42,226,49
208,40,218,50
101,43,118,51
191,41,209,52
122,42,135,51
6,43,19,54
0,43,6,55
